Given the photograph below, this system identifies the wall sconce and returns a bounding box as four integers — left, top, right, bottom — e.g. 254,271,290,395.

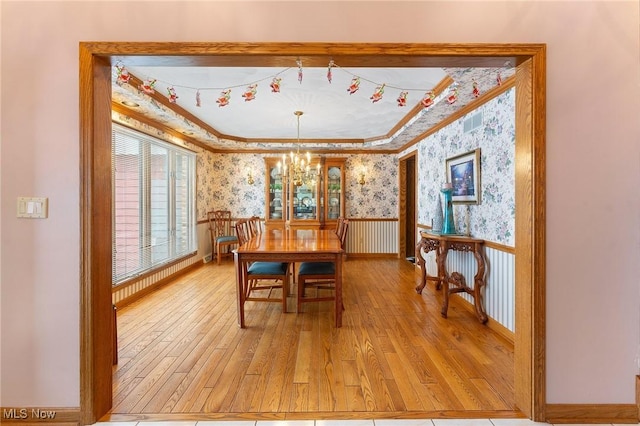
246,167,255,185
358,169,366,186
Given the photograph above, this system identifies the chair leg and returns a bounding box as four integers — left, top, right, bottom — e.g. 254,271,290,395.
296,276,304,313
283,272,289,313
217,243,221,265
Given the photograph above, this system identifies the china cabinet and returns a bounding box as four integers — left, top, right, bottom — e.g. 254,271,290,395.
264,157,345,229
264,157,321,229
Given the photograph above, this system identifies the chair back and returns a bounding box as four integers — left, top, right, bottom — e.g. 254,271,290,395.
335,217,345,236
234,218,251,246
248,216,263,237
338,219,349,249
208,210,234,238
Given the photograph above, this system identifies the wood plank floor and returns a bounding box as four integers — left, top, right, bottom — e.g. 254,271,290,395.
110,258,518,421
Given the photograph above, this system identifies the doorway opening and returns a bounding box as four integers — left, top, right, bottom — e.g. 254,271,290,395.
399,152,417,264
79,41,546,424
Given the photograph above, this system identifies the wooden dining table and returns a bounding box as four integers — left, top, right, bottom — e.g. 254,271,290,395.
233,227,344,328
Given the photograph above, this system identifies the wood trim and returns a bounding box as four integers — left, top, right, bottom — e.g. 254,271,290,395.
452,295,515,344
113,261,201,309
81,41,546,424
102,410,526,423
347,217,398,222
112,103,206,153
398,158,408,259
515,48,546,422
484,240,516,254
0,407,80,424
397,76,516,154
346,252,398,259
637,375,640,421
385,75,455,141
111,252,197,291
100,410,523,422
546,404,638,424
79,45,113,426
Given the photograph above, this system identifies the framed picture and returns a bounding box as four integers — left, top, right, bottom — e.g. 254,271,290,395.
446,148,481,204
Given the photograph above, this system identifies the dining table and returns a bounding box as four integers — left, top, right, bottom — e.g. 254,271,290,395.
233,227,344,328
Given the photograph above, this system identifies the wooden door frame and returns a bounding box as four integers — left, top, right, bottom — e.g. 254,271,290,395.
398,151,417,260
79,42,545,424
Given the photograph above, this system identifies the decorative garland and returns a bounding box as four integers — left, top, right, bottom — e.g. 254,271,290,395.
115,59,504,110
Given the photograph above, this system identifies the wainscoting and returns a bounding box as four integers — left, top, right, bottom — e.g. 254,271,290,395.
344,219,399,255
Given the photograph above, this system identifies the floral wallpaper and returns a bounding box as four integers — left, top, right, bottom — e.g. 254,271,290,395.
197,153,398,220
114,87,514,245
345,155,398,218
406,87,516,246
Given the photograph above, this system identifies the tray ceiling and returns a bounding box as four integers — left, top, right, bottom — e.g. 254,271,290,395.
112,63,514,153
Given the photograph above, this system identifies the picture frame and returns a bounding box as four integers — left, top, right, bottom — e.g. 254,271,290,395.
445,148,481,204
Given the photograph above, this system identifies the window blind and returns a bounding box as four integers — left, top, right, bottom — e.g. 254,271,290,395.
112,123,197,285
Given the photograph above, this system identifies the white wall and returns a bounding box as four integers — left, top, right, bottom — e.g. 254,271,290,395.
1,0,639,407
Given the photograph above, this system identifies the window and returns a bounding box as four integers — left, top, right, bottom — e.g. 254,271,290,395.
112,123,197,285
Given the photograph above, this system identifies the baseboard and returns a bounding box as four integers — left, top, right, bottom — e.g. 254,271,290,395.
546,403,638,423
1,407,80,424
451,295,514,344
637,375,640,421
346,253,398,259
114,260,202,309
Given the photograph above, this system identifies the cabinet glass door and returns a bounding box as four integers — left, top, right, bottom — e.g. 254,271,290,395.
326,165,343,221
292,181,318,221
267,162,284,222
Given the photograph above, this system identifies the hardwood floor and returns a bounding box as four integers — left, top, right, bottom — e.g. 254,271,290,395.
110,258,518,421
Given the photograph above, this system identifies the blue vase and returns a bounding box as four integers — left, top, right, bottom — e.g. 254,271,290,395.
432,193,443,232
441,186,457,234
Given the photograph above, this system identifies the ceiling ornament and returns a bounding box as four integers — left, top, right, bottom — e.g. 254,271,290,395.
112,59,496,112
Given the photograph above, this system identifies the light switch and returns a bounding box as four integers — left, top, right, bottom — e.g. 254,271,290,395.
17,197,48,218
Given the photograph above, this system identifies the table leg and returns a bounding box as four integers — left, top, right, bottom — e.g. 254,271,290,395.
441,276,450,319
435,246,446,291
335,252,343,328
415,241,427,294
234,252,245,328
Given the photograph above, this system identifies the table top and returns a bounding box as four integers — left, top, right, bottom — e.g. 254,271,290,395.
236,228,343,254
419,230,484,244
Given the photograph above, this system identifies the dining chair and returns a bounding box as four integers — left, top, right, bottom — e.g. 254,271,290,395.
334,216,345,236
248,216,263,236
296,219,349,313
208,210,239,265
235,218,291,313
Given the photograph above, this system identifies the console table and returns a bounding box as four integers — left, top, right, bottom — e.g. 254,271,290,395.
415,231,488,324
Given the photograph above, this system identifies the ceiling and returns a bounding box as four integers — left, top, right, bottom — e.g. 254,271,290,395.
111,62,514,153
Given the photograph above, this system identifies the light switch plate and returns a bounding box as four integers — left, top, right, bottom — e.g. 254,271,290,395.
17,197,48,218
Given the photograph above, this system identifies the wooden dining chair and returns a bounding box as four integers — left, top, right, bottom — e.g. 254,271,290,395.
296,219,349,313
235,218,291,312
334,216,345,238
248,216,263,236
208,210,239,265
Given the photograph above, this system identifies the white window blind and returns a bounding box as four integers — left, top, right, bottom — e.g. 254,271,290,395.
112,123,197,285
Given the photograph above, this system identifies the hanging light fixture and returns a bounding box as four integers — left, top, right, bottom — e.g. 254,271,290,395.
278,111,321,187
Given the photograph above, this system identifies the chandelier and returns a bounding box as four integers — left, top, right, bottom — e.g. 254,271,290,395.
278,111,321,187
